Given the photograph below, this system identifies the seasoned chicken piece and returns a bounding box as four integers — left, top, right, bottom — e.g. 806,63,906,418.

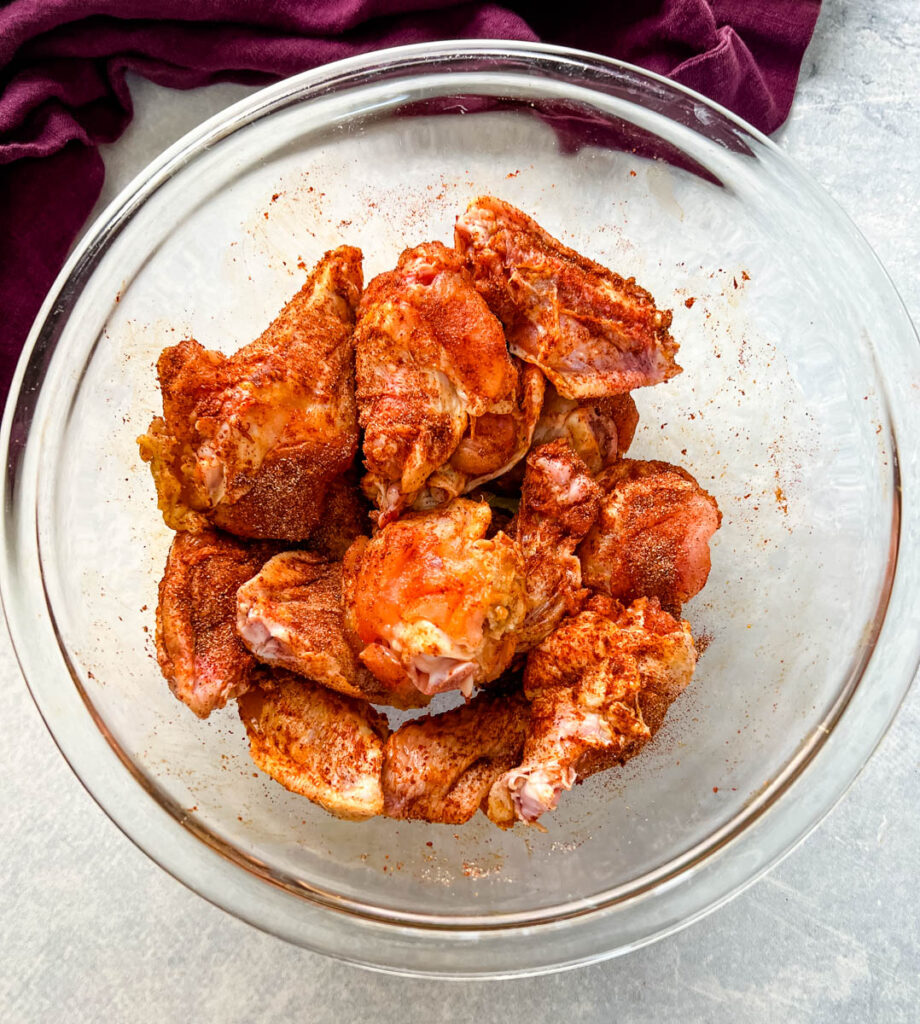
238,670,388,820
138,246,363,540
578,459,722,616
455,196,680,399
236,551,426,709
487,596,696,828
155,529,279,718
532,385,639,473
489,383,638,495
511,440,601,651
304,471,371,561
355,242,525,522
383,687,530,824
415,360,545,509
343,499,526,700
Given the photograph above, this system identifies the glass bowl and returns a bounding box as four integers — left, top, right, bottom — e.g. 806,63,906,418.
3,42,919,978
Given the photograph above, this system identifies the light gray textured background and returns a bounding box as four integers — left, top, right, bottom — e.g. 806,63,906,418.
2,3,919,1021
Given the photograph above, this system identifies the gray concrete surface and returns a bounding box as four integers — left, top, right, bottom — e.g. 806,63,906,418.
2,2,919,1021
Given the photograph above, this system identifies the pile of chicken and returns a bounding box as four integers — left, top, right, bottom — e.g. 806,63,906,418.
139,197,721,830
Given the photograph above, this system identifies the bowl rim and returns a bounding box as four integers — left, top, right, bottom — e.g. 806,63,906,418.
3,39,919,977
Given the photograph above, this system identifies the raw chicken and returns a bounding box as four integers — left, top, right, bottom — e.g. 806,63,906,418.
238,669,388,820
236,550,426,709
510,440,601,651
489,382,638,493
138,246,363,540
578,458,722,616
303,471,371,561
343,499,526,700
155,528,279,718
530,385,639,474
487,595,696,828
455,196,680,399
355,242,537,522
382,687,530,824
415,359,545,510
238,441,598,705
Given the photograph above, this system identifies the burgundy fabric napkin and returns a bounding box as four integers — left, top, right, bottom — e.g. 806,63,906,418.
0,0,820,406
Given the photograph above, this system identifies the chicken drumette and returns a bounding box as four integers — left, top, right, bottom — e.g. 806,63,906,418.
487,595,697,828
510,439,601,650
343,499,526,700
382,686,530,824
492,383,639,493
455,196,680,399
139,246,363,540
578,458,722,616
236,550,426,709
156,528,280,717
238,669,389,820
355,241,543,522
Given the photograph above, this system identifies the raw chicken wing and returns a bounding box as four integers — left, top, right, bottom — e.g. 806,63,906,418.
531,384,638,474
416,360,545,510
355,242,531,521
238,669,388,820
578,458,722,615
156,528,279,718
455,197,680,399
382,687,530,824
487,596,696,828
511,440,601,651
343,499,526,700
236,550,425,709
138,246,363,540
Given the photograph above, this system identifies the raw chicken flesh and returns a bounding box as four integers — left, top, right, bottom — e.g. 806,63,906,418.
491,383,638,492
382,686,530,824
238,669,388,820
578,458,722,615
155,528,279,717
138,246,362,540
455,196,680,399
303,471,371,561
236,550,426,709
530,384,639,474
487,595,696,828
343,499,526,700
355,242,540,521
510,439,601,651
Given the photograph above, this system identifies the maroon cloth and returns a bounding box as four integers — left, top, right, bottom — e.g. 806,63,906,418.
0,0,820,405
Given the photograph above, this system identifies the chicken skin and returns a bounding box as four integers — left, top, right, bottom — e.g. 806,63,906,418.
531,385,639,474
236,550,426,709
487,596,697,828
343,499,526,700
578,459,722,616
382,687,530,824
138,246,363,540
488,383,638,495
355,242,535,522
155,529,279,718
303,471,371,561
415,360,545,510
239,442,598,705
238,669,388,820
455,197,680,399
511,440,601,651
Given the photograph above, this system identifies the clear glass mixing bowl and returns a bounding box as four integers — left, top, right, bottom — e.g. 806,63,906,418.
3,42,919,978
